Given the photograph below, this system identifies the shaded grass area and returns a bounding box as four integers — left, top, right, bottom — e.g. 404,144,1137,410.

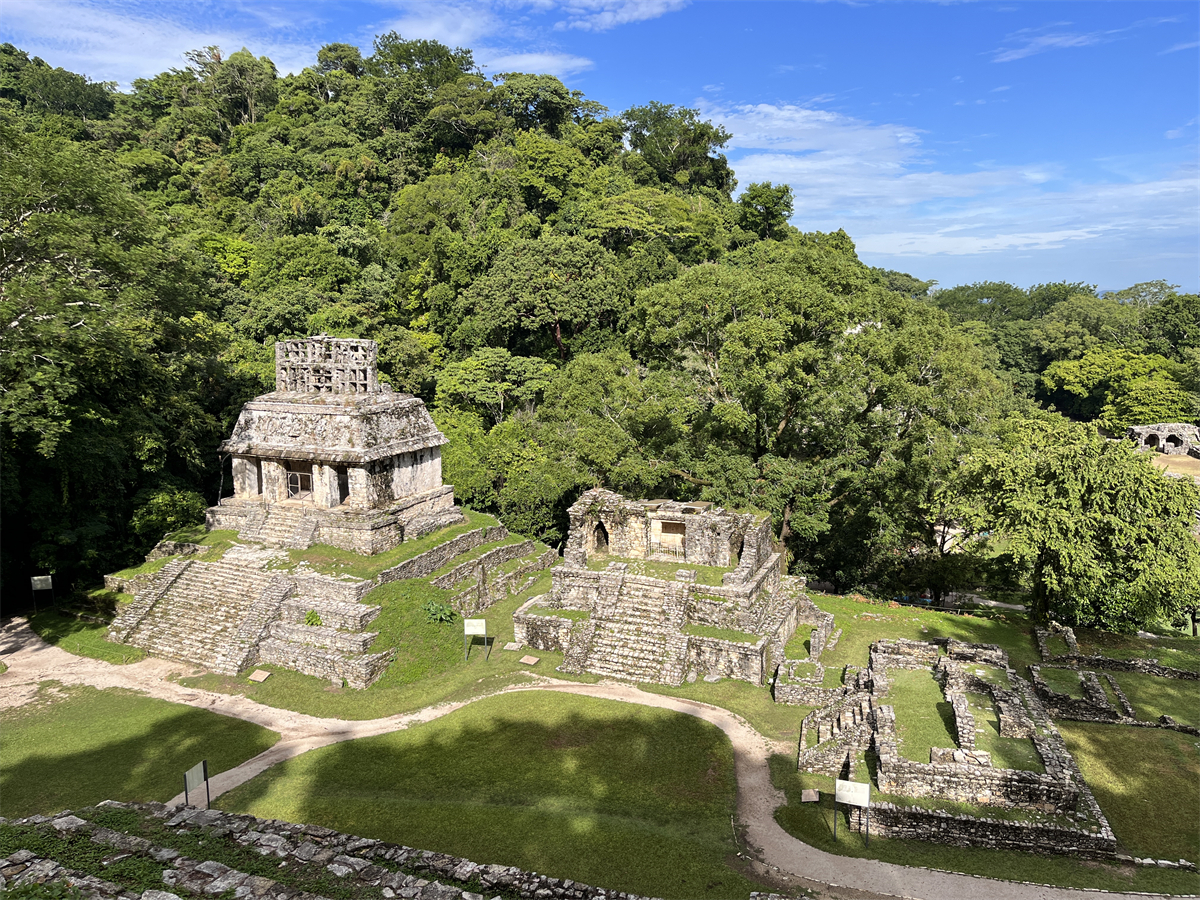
287,510,499,580
27,609,146,665
682,623,760,644
964,692,1043,772
0,684,279,817
1038,666,1085,697
1059,721,1200,865
811,593,1040,675
1111,671,1198,727
585,554,730,587
217,692,767,900
640,679,813,743
782,630,811,659
180,571,599,720
770,755,1199,895
1072,627,1200,673
886,669,956,762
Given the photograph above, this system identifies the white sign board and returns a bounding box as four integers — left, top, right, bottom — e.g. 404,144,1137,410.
464,619,487,636
30,576,52,591
835,779,870,808
184,760,207,793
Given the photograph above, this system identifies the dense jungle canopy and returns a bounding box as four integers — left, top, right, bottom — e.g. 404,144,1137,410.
2,37,1198,629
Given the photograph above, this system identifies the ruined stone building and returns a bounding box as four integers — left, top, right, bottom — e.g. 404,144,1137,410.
106,337,464,686
515,488,809,685
1127,423,1200,457
208,336,461,553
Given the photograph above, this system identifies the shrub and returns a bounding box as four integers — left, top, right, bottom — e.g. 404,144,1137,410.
304,609,323,627
423,600,456,624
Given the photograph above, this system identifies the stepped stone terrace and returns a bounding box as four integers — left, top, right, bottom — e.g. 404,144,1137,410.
515,488,810,685
105,336,491,687
208,335,462,555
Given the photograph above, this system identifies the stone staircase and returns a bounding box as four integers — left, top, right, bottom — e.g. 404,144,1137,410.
122,559,279,673
255,505,315,549
575,577,689,685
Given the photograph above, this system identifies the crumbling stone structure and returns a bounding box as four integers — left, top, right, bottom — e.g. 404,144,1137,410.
515,488,801,685
208,336,462,555
1127,422,1200,457
794,636,1120,858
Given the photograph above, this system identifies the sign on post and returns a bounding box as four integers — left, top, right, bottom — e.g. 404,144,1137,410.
464,618,489,661
184,760,210,809
30,575,53,614
833,779,871,845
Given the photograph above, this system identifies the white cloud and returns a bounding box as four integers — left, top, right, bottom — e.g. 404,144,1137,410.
992,30,1107,63
478,49,594,76
1162,40,1200,54
0,0,320,86
550,0,689,32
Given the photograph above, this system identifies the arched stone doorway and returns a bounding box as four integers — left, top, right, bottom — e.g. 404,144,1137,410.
592,521,609,555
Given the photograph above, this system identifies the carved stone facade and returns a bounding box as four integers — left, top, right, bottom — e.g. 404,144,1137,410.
1127,422,1200,457
516,488,801,685
208,336,462,554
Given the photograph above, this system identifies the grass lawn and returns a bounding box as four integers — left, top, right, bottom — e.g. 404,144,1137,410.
641,679,814,743
1059,721,1200,866
886,669,957,761
770,755,1199,894
1038,666,1085,697
1072,626,1200,673
0,684,279,817
27,608,146,665
585,554,730,587
964,692,1043,772
811,593,1040,675
287,511,498,580
1110,671,1198,727
216,692,767,900
682,623,760,644
180,571,599,720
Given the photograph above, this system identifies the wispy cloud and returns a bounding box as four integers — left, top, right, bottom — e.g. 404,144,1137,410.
550,0,689,32
479,50,593,76
992,28,1109,63
1162,40,1199,54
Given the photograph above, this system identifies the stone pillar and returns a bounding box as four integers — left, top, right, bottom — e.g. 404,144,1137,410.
425,447,443,492
232,457,260,498
312,463,341,508
347,466,371,508
261,460,287,502
392,452,412,499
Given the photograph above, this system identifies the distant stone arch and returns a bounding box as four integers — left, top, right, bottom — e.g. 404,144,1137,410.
592,521,609,555
1146,433,1160,449
1166,434,1183,449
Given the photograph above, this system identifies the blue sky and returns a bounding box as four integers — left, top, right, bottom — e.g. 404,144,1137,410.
2,0,1196,292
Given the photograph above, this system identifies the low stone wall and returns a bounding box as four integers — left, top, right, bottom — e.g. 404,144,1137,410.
871,638,940,671
685,634,767,684
1034,627,1198,680
257,639,393,689
269,622,376,654
377,526,507,582
847,803,1117,859
946,639,1007,668
289,571,375,604
1030,666,1121,723
948,692,975,750
796,696,874,776
874,705,1078,812
432,540,535,590
280,597,379,631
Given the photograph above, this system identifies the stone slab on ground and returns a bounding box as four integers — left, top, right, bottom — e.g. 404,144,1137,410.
519,655,540,665
801,789,820,803
504,642,520,651
248,670,271,682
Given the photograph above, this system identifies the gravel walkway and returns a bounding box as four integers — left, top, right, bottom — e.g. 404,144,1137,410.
0,617,1171,900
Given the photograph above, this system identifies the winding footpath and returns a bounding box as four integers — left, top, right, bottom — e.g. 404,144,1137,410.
0,618,1172,900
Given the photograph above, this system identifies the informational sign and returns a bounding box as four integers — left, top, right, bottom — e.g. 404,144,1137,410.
30,576,53,591
835,779,870,808
183,760,210,809
463,619,490,661
833,779,870,845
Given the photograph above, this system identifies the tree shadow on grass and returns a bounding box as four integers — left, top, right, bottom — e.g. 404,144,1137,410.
0,685,278,817
217,693,763,900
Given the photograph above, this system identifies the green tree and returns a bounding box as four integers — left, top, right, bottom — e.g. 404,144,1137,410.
620,102,735,195
735,181,793,240
965,415,1200,628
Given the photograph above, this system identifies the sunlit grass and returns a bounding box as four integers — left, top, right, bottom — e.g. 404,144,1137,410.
885,668,957,762
1110,671,1198,727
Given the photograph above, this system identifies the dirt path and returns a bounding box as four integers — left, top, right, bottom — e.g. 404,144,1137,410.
0,618,1159,900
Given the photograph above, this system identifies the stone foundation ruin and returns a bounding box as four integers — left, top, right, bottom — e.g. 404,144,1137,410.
514,488,809,685
793,636,1119,858
1127,423,1200,457
105,336,489,687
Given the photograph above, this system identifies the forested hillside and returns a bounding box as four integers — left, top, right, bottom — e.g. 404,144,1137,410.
2,36,1197,628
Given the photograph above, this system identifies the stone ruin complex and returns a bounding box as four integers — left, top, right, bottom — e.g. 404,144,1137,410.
782,634,1120,858
1127,423,1200,457
513,488,821,685
106,337,478,688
